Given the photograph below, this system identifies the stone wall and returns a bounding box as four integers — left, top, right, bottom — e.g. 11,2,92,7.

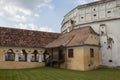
84,46,99,71
66,47,85,71
0,46,45,69
0,61,45,69
66,46,99,71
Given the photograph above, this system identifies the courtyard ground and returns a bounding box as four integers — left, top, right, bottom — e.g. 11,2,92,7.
0,67,120,80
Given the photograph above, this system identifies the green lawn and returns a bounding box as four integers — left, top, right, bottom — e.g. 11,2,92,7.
0,67,120,80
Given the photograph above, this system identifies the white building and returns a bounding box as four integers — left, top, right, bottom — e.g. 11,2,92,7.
61,0,120,67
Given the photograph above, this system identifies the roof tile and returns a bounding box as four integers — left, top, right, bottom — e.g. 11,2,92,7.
0,27,60,48
46,26,99,48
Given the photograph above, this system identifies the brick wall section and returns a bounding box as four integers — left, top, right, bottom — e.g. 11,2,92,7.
0,27,60,48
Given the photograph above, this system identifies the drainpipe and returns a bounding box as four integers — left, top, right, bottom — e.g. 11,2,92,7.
65,48,68,69
50,48,53,67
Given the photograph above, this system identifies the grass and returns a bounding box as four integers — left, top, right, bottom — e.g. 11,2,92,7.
0,67,120,80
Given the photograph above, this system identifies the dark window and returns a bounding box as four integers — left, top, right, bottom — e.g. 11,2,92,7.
19,49,28,62
108,45,111,49
5,49,15,61
68,49,74,58
90,48,94,58
107,11,111,13
93,14,97,17
31,50,39,62
59,49,64,60
93,9,96,11
109,60,112,62
70,20,75,26
81,17,84,19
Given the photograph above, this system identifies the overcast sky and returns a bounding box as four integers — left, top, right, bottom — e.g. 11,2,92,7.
0,0,98,33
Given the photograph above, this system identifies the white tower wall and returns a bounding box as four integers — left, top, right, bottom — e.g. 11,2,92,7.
61,0,120,67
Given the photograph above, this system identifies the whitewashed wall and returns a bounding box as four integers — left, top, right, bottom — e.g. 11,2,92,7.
61,0,120,33
61,0,120,67
75,19,120,67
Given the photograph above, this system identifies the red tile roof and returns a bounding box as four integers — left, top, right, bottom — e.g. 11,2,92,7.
0,27,60,48
46,26,99,48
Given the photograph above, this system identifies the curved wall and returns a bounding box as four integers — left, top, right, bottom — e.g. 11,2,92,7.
61,0,120,67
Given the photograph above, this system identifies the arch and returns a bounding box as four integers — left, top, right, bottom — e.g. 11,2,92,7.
19,49,28,62
13,49,21,54
25,49,34,54
5,49,15,61
31,50,39,62
38,50,43,54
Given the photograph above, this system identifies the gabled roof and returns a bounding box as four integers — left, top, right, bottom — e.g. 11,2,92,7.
0,27,60,48
46,26,99,48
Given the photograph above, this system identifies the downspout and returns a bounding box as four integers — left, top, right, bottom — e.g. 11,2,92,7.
65,48,68,69
50,48,53,67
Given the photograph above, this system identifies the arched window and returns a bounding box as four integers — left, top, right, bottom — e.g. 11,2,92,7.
19,50,27,62
31,50,39,62
5,49,15,61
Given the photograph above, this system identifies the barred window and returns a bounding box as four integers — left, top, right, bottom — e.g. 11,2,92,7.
68,49,73,58
90,48,94,58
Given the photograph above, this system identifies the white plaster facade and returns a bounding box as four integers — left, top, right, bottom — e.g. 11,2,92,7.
61,0,120,67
